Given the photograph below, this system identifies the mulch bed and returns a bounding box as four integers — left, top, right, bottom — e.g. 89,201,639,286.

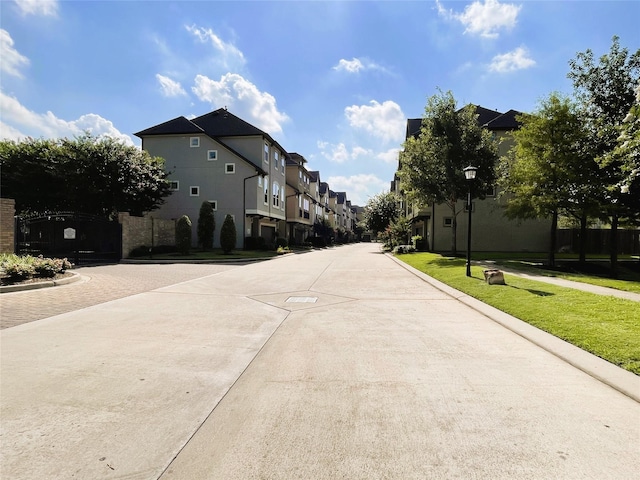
0,272,74,287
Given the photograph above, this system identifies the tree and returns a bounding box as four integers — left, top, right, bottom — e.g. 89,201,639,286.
197,201,215,250
0,134,171,218
220,214,236,254
499,93,594,267
398,90,499,254
363,192,400,236
568,36,640,274
176,215,192,255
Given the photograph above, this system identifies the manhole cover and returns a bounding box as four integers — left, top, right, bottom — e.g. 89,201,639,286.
286,296,318,303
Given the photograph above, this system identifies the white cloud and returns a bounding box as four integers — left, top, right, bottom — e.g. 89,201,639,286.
0,92,134,145
185,24,245,69
317,141,374,164
0,29,29,78
489,46,535,72
326,173,389,206
14,0,58,16
436,0,521,38
376,148,400,164
344,100,405,144
334,58,364,73
333,57,390,75
192,73,289,135
155,74,187,97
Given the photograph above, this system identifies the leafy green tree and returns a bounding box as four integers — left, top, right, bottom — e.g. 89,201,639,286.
176,215,192,255
398,90,499,254
363,192,400,236
568,36,640,273
220,214,236,254
197,201,215,250
388,216,411,248
0,134,171,218
499,93,596,266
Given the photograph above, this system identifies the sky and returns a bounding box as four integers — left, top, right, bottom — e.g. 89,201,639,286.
1,0,638,206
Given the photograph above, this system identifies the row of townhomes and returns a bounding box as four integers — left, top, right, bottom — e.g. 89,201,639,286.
135,109,361,249
392,105,552,253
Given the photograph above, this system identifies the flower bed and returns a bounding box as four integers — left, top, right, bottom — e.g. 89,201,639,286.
0,254,73,285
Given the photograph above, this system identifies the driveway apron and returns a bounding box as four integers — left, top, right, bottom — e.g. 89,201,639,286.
1,243,638,479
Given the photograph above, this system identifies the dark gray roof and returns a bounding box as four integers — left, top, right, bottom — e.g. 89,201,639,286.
320,182,329,195
485,109,521,130
336,192,347,204
134,116,204,136
308,170,319,182
406,118,423,139
471,105,503,126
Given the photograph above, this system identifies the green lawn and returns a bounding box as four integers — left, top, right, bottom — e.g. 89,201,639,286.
397,252,640,375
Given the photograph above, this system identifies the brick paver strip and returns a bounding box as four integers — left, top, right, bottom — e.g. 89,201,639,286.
0,263,237,329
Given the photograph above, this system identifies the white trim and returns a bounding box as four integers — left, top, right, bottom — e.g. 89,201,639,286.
225,163,235,174
190,186,200,196
169,180,179,191
190,137,200,148
207,150,218,161
208,200,217,211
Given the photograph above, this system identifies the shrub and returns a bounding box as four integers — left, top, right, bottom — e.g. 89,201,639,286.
0,254,73,281
275,237,288,249
220,214,236,254
176,215,192,255
393,244,416,254
197,201,215,251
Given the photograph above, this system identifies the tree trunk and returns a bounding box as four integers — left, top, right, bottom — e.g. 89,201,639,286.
450,203,457,255
610,213,618,278
579,213,587,265
548,209,558,267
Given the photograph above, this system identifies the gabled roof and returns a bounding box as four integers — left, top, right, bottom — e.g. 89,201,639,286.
471,105,503,127
406,118,423,139
320,182,329,195
308,170,320,183
134,116,204,136
336,192,347,204
329,189,337,198
484,109,521,130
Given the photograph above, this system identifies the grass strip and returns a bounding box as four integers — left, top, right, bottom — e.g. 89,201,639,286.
398,253,640,375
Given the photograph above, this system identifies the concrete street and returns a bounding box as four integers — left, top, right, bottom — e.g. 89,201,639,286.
1,243,639,479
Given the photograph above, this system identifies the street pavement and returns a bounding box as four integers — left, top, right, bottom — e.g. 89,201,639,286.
1,243,639,479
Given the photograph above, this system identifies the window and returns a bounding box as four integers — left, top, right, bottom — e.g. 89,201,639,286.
274,151,279,166
190,137,200,148
208,200,217,210
264,176,269,204
190,186,200,196
303,199,310,219
281,186,285,210
258,176,262,187
264,143,269,163
169,181,179,191
464,201,475,213
225,163,235,174
443,217,453,227
281,158,285,174
207,150,217,161
273,182,280,207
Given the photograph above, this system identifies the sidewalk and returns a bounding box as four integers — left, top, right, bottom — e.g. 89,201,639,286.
489,264,640,302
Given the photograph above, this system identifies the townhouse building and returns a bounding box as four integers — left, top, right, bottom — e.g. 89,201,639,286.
394,105,551,253
136,108,360,249
135,109,288,249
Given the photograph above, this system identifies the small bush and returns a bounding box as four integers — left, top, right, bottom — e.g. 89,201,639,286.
393,245,416,254
176,215,192,255
220,214,236,254
197,201,215,251
0,254,73,281
275,237,288,249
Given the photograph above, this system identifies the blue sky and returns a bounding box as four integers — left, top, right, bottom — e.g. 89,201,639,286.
1,0,638,206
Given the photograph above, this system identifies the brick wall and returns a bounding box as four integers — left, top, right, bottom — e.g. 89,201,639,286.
119,212,176,258
0,198,16,254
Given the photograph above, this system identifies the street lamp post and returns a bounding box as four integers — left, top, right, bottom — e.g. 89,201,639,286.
463,165,478,277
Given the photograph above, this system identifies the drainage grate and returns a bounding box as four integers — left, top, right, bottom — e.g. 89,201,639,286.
286,296,318,303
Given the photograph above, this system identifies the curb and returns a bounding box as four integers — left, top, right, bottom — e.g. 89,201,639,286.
387,253,640,403
0,271,82,294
